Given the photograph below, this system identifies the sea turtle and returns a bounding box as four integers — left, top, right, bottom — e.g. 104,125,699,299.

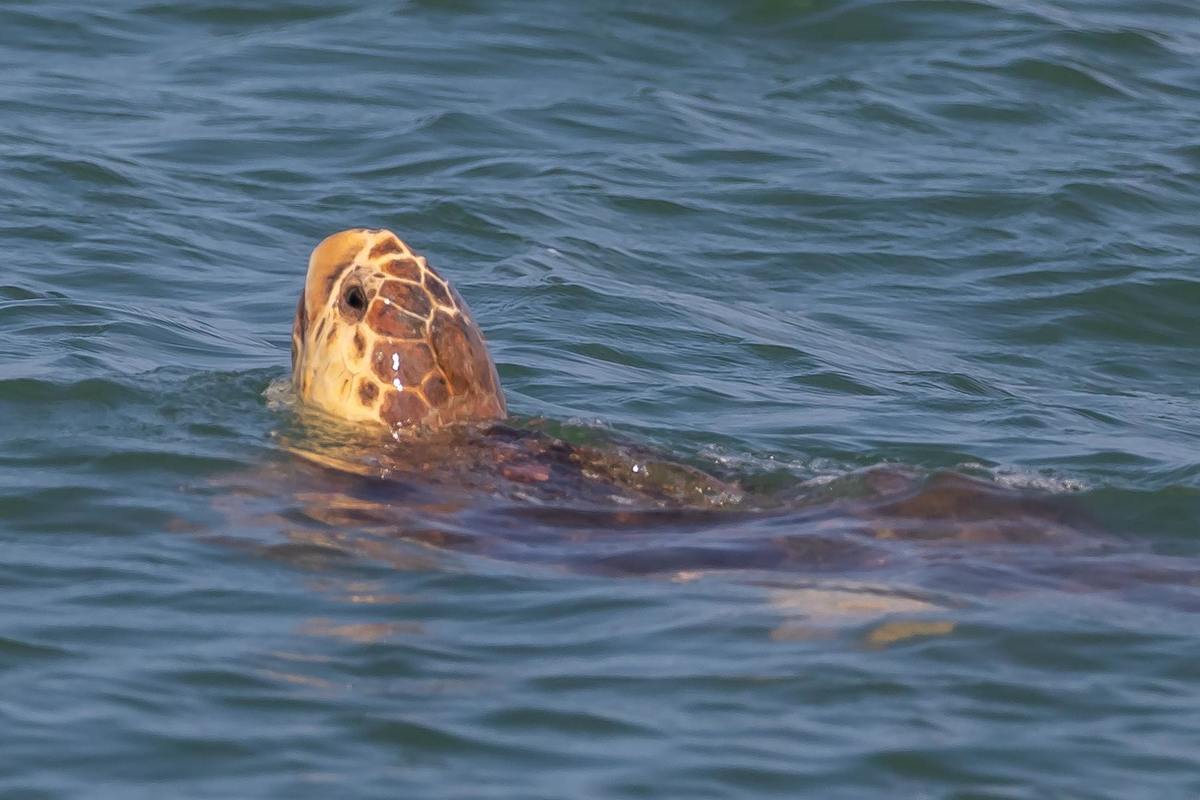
287,227,744,508
266,228,1195,631
284,228,1099,522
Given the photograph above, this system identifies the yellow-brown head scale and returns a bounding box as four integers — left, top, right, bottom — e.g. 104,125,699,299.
291,228,506,432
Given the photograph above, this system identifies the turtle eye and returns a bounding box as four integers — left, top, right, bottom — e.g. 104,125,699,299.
341,285,367,318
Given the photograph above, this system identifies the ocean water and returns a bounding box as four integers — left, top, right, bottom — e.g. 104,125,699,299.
2,1,1200,797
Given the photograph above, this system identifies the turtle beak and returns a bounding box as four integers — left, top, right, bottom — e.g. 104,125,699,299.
291,288,307,370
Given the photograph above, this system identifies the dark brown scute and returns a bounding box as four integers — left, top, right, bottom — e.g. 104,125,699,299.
379,279,432,319
370,341,436,387
365,300,425,339
358,379,379,406
422,373,449,406
429,311,475,393
424,272,453,308
381,389,429,428
385,258,422,282
430,311,496,396
369,237,404,259
400,344,436,385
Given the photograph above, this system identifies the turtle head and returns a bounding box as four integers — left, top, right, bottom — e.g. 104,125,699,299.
291,228,506,432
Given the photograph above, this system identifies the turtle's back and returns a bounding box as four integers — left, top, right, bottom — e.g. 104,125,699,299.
348,423,746,510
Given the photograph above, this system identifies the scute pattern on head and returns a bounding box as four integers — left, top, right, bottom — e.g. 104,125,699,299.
291,228,506,433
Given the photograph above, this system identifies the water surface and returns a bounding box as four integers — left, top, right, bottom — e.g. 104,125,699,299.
2,1,1200,797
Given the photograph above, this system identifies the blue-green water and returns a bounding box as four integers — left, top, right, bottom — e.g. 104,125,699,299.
3,1,1200,797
